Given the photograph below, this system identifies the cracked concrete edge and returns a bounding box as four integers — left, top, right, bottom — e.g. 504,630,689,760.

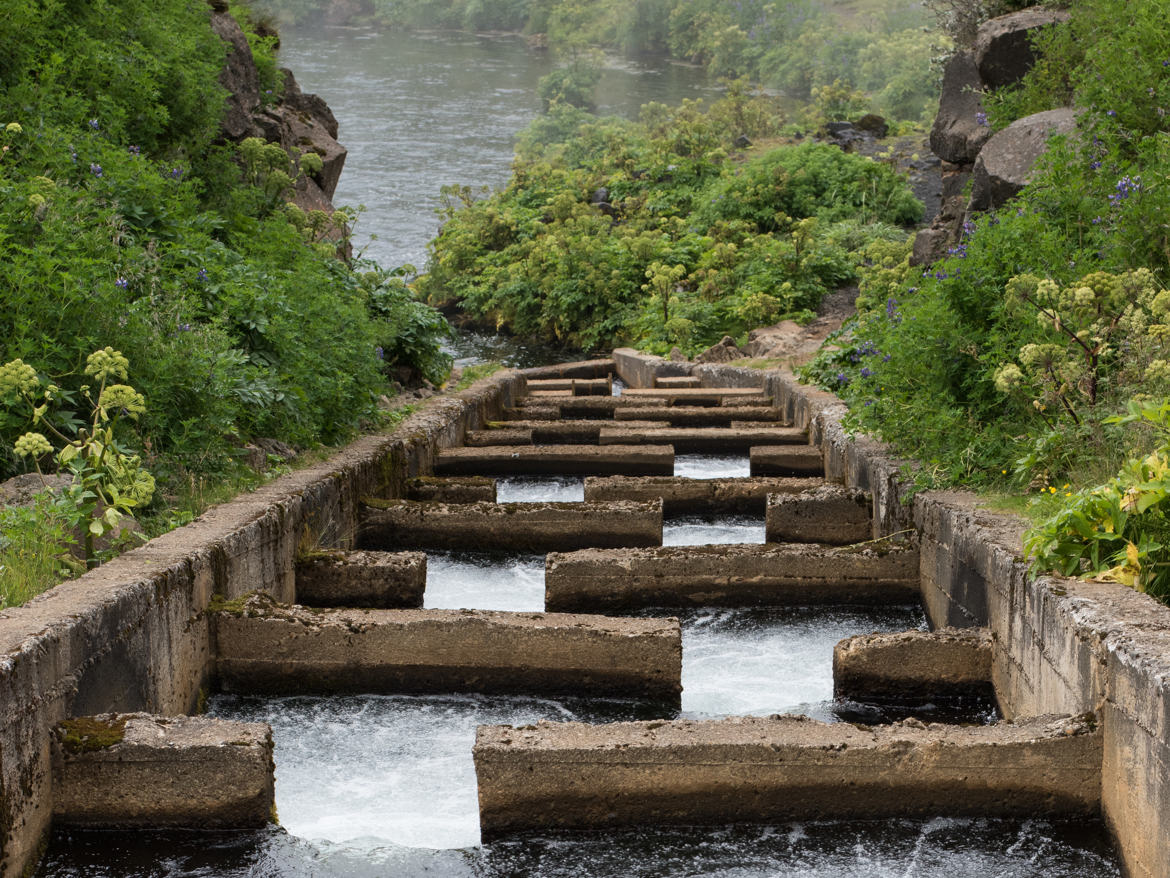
0,369,525,878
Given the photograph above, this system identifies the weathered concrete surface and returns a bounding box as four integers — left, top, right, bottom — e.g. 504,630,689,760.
545,541,920,611
655,376,701,388
765,485,873,545
52,714,274,828
358,500,662,552
433,445,674,476
0,369,523,878
599,426,805,453
614,347,692,388
522,359,614,380
214,596,681,702
833,628,993,700
465,428,534,446
295,550,426,608
750,445,824,477
584,476,822,516
501,404,559,421
406,475,496,504
614,405,782,426
622,387,768,405
514,396,668,419
526,377,612,396
485,420,668,444
475,713,1101,836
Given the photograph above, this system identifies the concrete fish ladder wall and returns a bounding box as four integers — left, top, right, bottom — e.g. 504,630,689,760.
614,348,1170,878
0,371,526,878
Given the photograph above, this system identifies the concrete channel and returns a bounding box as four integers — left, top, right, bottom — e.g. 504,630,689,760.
5,351,1166,877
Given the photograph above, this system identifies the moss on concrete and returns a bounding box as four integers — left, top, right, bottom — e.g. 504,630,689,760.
58,716,127,754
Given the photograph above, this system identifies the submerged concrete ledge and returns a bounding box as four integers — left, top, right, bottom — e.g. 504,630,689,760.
475,713,1101,836
358,499,662,553
433,445,674,476
583,475,823,515
766,485,873,545
750,445,824,476
214,596,681,702
406,475,497,504
52,714,274,829
834,628,994,701
295,550,425,608
544,541,919,611
598,425,805,453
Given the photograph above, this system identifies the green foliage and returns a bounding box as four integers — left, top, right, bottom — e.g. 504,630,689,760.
0,495,77,609
537,58,602,111
419,93,920,353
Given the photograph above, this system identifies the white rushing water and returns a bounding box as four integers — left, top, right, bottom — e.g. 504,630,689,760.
495,476,585,503
674,453,751,478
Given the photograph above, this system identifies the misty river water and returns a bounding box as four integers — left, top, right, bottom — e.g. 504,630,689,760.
37,26,1124,878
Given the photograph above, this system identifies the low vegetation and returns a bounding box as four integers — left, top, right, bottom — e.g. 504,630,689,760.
802,0,1170,602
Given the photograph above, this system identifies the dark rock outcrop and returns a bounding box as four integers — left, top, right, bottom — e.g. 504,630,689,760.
911,196,967,266
930,51,991,165
209,11,346,212
695,336,746,364
975,8,1071,89
970,108,1078,211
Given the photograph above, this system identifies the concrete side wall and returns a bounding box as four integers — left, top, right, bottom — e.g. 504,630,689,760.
0,371,524,878
616,350,1170,878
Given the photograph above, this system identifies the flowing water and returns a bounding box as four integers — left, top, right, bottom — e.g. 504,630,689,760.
36,28,1123,878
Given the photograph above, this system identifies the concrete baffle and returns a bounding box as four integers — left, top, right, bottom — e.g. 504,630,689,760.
765,485,873,545
52,714,275,828
406,475,497,504
465,428,534,447
522,358,615,380
834,627,994,701
545,541,919,612
584,475,823,516
599,426,805,454
474,713,1102,836
358,499,662,552
750,445,824,477
432,445,674,477
214,595,681,703
614,405,782,426
295,549,425,608
654,376,701,388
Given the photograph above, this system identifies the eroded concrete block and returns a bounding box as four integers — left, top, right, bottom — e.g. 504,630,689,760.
614,405,782,426
486,420,668,444
766,485,873,545
465,428,534,447
358,499,662,552
655,376,701,388
834,627,993,700
545,541,919,611
623,387,769,407
475,713,1101,836
599,426,805,454
526,378,613,396
432,445,674,476
52,714,274,828
584,476,822,515
214,595,681,702
406,476,497,504
295,549,425,608
522,359,615,380
750,445,824,477
501,405,559,421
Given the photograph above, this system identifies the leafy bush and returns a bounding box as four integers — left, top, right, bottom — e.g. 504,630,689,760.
419,93,921,353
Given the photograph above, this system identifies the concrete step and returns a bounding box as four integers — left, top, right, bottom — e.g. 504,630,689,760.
359,499,662,552
584,475,822,515
599,425,806,453
53,714,274,829
834,627,994,701
433,444,674,476
654,376,701,388
615,406,783,427
465,428,534,447
544,541,919,612
766,486,873,545
516,396,668,418
621,387,769,406
295,550,426,608
474,713,1101,836
522,358,615,380
526,377,613,396
406,476,497,504
750,445,824,477
501,405,559,421
214,594,681,703
483,420,668,444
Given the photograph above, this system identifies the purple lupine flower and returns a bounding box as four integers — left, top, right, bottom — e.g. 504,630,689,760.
975,111,989,127
860,367,874,379
836,373,849,386
128,145,140,156
1109,175,1141,206
90,163,103,178
196,268,209,282
177,323,192,332
88,119,99,130
375,346,384,360
115,277,128,289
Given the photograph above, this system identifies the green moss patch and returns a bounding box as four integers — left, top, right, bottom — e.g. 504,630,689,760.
58,716,127,754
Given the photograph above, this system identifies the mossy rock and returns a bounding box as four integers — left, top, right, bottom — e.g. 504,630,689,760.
58,716,127,753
